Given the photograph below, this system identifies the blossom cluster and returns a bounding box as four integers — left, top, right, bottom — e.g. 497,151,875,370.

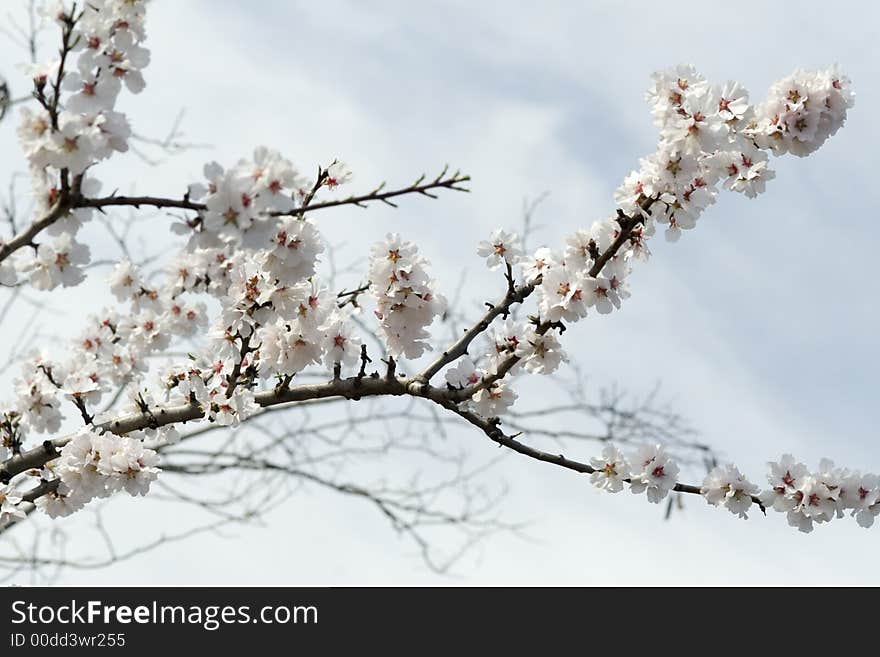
748,68,855,157
158,248,363,428
187,149,307,243
36,426,160,518
0,274,207,453
456,64,854,422
443,317,567,417
700,464,758,519
369,234,445,359
701,455,880,532
154,149,361,426
756,455,880,532
7,0,151,290
2,133,360,522
588,445,880,532
589,444,680,504
0,294,185,518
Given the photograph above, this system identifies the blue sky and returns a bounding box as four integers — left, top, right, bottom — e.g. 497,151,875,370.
0,0,878,584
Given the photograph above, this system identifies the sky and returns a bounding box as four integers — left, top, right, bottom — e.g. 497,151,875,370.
0,0,878,585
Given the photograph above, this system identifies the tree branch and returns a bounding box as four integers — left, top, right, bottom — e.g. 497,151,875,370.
0,170,470,266
0,371,745,512
72,170,470,217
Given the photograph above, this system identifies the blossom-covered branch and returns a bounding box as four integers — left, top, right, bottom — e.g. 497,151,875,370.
0,0,869,552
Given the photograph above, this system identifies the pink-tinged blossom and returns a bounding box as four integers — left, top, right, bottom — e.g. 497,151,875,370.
42,427,161,517
519,247,558,282
108,259,142,301
716,80,751,123
208,388,260,427
589,445,630,493
17,233,90,290
538,265,589,323
0,486,26,526
477,229,523,271
320,312,362,371
701,465,759,519
324,160,352,189
629,444,679,503
369,233,445,359
515,328,566,374
445,357,482,388
470,380,517,418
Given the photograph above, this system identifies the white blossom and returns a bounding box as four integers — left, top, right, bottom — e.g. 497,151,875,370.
629,444,679,504
369,233,444,359
0,486,26,526
470,380,517,418
515,328,566,374
43,427,161,516
519,247,558,282
320,312,362,371
701,464,759,519
18,233,90,290
589,445,630,493
477,229,523,271
445,357,482,388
